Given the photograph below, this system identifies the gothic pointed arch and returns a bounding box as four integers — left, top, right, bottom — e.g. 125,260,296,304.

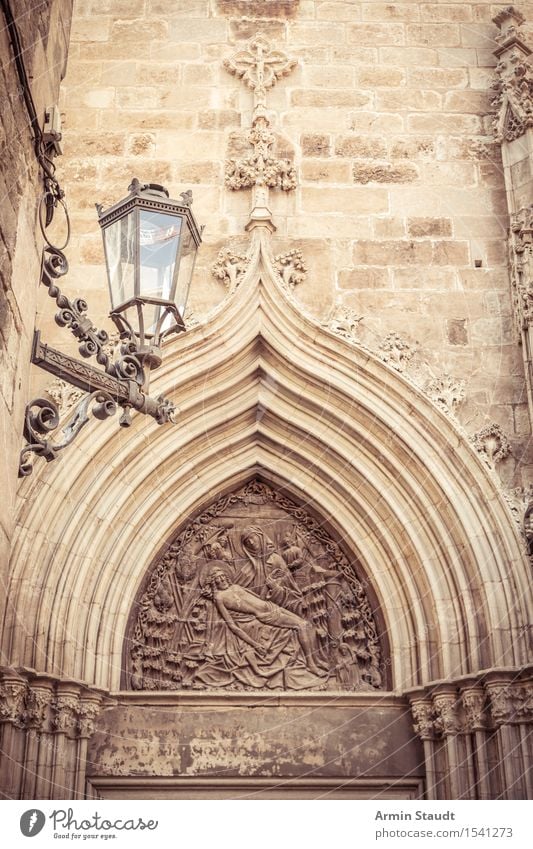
4,228,531,696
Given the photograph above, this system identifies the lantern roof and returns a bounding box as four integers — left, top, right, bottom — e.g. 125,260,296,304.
96,178,203,246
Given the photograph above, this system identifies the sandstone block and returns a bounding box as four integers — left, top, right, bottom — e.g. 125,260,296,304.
287,216,373,239
198,110,241,130
148,0,208,13
301,133,331,156
432,240,470,266
443,91,490,113
446,318,468,346
291,90,372,108
304,65,355,88
134,62,182,87
289,22,345,43
99,61,138,86
88,0,146,12
379,46,437,66
355,67,406,88
353,162,418,184
332,47,378,64
421,4,472,22
408,67,468,89
394,267,458,290
82,88,115,108
301,160,352,183
407,24,460,46
347,23,405,45
389,136,435,159
71,18,110,42
174,162,223,184
459,23,497,48
102,110,196,131
407,113,482,134
436,47,477,68
335,135,387,158
216,0,299,17
362,3,420,22
352,240,433,266
317,3,362,21
301,187,389,215
229,19,286,41
348,113,404,133
111,19,168,43
282,107,354,132
126,133,156,156
373,217,405,238
338,267,389,289
407,218,452,238
168,18,227,42
376,90,442,112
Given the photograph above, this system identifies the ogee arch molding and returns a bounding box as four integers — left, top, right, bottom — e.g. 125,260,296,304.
5,234,531,694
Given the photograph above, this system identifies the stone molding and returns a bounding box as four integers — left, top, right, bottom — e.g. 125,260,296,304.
509,205,533,337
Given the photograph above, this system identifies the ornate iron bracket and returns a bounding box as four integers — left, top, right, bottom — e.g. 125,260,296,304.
20,250,178,477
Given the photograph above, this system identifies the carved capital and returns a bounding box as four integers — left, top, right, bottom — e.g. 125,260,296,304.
76,700,101,738
486,682,514,725
432,693,459,736
0,679,27,727
52,694,80,734
461,688,486,732
22,686,54,731
410,700,435,740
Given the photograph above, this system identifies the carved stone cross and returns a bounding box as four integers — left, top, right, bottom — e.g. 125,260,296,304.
224,32,297,109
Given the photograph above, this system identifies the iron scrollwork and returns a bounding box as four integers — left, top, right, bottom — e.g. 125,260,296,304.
20,247,178,477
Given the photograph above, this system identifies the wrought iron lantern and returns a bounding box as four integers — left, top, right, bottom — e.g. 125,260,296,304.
97,179,202,368
20,179,202,476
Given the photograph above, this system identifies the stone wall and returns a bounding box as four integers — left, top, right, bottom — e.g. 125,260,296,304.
0,1,72,602
51,0,533,496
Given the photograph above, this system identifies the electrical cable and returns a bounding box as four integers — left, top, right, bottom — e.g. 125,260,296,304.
1,0,68,237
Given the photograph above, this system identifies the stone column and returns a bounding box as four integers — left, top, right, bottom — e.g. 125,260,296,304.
409,696,437,800
432,689,462,799
20,679,54,799
0,671,27,798
485,674,525,799
51,686,80,799
74,696,103,799
460,683,491,800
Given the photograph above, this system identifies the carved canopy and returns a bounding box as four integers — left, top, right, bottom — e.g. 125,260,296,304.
124,480,384,692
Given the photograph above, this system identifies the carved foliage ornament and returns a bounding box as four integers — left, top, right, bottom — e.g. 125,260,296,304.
490,7,533,142
225,115,297,192
509,205,533,337
471,423,511,466
125,480,384,692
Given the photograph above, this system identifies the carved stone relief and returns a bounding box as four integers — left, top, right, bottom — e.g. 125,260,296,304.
125,480,384,692
490,7,533,143
471,423,512,467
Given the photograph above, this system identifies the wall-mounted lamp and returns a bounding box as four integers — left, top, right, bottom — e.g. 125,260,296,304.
19,180,203,477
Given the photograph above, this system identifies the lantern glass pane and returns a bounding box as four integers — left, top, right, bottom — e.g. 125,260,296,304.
175,224,197,315
138,210,181,302
103,211,136,310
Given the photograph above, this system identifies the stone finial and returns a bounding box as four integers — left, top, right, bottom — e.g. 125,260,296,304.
493,6,526,32
223,32,297,109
